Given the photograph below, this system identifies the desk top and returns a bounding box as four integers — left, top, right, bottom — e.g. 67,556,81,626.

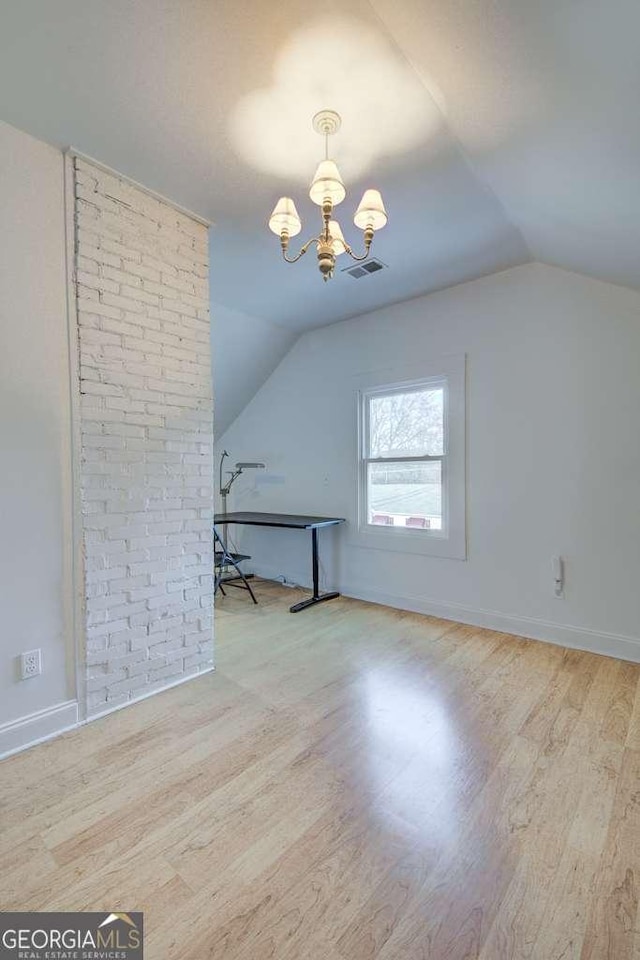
215,511,345,530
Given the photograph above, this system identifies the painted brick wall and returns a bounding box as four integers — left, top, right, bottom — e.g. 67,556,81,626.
72,156,213,716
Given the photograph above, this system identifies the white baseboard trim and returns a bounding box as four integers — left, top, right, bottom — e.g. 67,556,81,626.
86,665,215,724
228,565,640,664
0,700,79,761
344,584,640,664
0,667,215,761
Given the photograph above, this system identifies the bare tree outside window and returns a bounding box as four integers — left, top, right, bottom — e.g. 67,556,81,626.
369,388,444,459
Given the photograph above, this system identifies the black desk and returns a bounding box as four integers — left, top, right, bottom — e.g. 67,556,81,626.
214,512,345,612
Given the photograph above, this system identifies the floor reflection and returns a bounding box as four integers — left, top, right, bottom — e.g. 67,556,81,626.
363,667,460,844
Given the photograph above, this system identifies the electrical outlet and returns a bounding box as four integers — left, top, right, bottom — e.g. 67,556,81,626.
21,649,42,680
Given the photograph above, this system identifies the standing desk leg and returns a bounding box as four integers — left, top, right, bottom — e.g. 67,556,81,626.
289,526,340,613
312,526,319,594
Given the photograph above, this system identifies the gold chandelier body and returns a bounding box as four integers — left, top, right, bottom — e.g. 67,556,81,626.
268,111,387,282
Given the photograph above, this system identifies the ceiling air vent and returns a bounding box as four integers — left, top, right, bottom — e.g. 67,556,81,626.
343,258,386,279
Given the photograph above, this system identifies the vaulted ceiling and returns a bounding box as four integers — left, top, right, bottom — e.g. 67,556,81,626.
1,0,638,336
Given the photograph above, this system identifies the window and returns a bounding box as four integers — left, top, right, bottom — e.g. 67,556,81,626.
356,357,466,559
363,381,445,531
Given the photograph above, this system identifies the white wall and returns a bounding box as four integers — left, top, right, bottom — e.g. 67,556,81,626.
211,301,297,436
219,263,640,661
0,120,76,746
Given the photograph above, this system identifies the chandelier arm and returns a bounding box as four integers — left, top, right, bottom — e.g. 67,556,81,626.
281,236,319,264
343,226,375,262
343,245,371,262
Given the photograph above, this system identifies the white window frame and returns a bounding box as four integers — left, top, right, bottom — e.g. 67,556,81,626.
354,354,466,560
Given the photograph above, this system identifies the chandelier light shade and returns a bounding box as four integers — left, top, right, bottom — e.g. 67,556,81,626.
268,109,387,281
328,220,346,255
268,197,302,237
309,160,346,206
354,189,388,231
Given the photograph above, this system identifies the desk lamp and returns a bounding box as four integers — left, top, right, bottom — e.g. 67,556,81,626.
218,450,266,528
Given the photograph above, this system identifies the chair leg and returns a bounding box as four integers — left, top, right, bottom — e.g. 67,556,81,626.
243,574,258,604
215,566,256,603
223,560,258,605
213,527,257,604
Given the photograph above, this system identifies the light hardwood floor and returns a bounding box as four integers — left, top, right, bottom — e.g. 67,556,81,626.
2,581,640,959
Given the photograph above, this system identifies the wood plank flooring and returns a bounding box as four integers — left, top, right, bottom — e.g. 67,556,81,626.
2,580,640,959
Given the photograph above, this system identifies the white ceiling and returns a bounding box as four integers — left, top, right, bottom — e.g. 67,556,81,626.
1,0,638,332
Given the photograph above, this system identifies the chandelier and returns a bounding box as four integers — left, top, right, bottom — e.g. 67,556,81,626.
268,110,388,281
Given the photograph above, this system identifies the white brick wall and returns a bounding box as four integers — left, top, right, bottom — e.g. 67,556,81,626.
72,157,213,716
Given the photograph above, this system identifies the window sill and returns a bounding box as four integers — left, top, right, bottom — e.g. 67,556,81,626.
349,524,466,560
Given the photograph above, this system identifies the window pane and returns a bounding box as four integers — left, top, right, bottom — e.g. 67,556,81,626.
367,460,442,531
369,387,444,458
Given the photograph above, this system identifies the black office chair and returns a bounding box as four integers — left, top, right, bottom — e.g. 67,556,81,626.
213,526,258,604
